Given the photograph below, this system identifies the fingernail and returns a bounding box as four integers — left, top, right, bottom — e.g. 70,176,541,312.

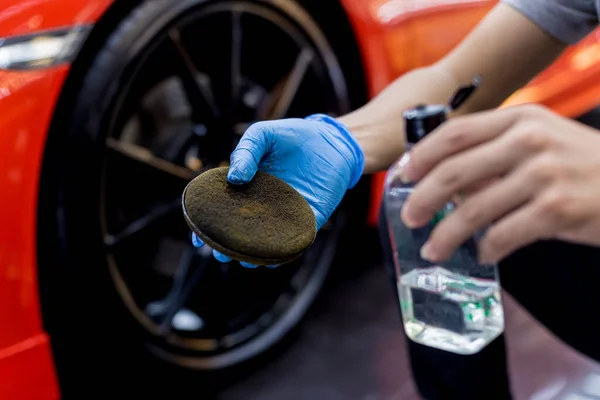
420,242,436,262
401,206,420,229
266,264,280,269
398,153,412,184
400,170,411,184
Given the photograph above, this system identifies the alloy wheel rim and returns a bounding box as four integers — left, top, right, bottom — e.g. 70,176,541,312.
98,0,351,367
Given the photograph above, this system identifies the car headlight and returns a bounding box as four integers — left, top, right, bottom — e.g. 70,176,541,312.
0,25,92,70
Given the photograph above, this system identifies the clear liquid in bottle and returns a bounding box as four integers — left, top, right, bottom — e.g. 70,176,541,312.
384,96,504,354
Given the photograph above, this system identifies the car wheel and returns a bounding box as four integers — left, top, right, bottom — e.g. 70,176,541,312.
38,0,367,396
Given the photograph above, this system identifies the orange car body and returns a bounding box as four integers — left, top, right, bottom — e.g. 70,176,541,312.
1,0,600,398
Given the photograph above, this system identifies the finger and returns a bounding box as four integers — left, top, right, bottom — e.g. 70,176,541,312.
240,261,258,268
478,202,551,264
403,107,523,182
421,171,537,262
212,249,232,263
191,232,204,247
228,122,271,184
402,129,529,227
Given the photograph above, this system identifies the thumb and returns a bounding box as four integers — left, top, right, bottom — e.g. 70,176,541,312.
228,123,270,184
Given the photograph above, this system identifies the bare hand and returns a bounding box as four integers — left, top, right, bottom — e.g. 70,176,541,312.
400,104,600,264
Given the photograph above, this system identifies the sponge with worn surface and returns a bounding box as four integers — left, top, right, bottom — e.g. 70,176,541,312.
182,167,316,265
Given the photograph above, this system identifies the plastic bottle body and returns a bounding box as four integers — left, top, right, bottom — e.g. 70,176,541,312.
384,150,504,354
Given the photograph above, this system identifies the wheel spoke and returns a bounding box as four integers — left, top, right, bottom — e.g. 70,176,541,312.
104,197,181,247
267,48,314,119
234,122,251,135
106,138,196,181
158,246,212,334
231,10,243,102
168,28,220,120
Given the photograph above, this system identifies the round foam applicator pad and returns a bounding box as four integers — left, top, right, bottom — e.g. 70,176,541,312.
182,167,316,265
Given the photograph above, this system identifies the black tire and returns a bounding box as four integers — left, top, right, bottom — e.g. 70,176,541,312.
38,0,368,397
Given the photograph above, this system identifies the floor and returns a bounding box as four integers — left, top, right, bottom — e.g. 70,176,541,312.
218,233,600,400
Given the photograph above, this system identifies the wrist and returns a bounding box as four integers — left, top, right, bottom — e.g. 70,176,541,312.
305,113,365,188
337,109,406,174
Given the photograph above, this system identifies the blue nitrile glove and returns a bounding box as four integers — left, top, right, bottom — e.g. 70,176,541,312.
192,113,365,268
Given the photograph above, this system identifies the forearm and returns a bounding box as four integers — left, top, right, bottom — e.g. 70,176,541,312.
338,65,461,173
339,2,567,175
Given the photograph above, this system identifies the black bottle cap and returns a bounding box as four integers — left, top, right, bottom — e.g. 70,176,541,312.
403,104,447,144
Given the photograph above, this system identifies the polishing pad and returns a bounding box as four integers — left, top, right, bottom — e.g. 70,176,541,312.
182,167,316,265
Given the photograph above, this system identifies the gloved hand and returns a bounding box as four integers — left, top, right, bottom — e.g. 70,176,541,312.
192,113,365,267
